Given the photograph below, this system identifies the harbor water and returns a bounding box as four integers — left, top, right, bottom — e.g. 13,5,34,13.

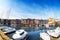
7,27,56,40
17,27,55,40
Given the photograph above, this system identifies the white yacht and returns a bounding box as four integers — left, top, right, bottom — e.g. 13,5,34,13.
12,29,28,40
40,27,60,40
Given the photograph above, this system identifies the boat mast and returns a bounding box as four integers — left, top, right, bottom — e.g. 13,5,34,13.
6,8,11,19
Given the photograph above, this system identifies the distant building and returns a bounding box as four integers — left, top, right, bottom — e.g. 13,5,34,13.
55,19,60,27
26,19,30,27
0,18,57,28
48,18,55,27
0,19,8,26
7,19,11,26
34,19,39,27
39,19,48,27
10,19,17,28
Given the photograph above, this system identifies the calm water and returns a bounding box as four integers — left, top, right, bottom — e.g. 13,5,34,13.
21,27,55,40
7,27,55,40
27,30,47,40
25,28,55,40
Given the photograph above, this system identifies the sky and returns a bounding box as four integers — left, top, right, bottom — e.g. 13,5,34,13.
0,0,60,19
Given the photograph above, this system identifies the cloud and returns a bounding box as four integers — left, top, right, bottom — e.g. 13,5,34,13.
0,0,60,19
0,0,11,19
8,3,55,19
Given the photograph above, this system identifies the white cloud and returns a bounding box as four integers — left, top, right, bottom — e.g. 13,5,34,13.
0,0,10,19
0,0,60,19
8,6,56,19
